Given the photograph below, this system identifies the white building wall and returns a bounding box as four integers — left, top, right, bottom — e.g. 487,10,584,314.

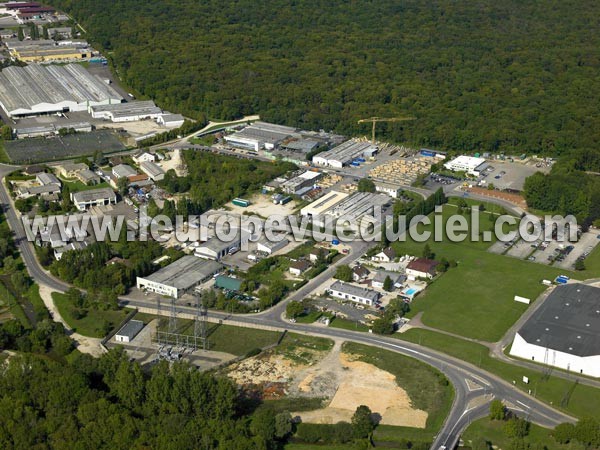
510,333,600,377
405,268,433,280
136,277,179,298
328,289,374,306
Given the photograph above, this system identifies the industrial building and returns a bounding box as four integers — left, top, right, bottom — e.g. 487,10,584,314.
71,187,117,211
510,284,600,377
312,139,377,168
136,256,222,299
195,237,242,261
281,170,322,195
89,100,162,122
280,138,320,153
76,169,101,185
139,160,165,181
14,121,93,139
0,63,123,117
157,113,185,128
328,281,381,306
256,236,288,255
112,164,137,179
114,320,144,343
17,183,61,199
444,155,488,176
224,121,298,151
58,162,89,178
133,152,156,164
374,181,402,198
5,39,91,62
300,190,348,218
36,172,60,186
317,192,390,227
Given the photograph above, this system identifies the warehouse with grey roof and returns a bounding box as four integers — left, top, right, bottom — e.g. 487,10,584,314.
510,283,600,377
136,256,222,298
0,63,123,117
89,100,163,122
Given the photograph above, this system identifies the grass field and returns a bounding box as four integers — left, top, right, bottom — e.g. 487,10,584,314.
328,316,370,332
579,243,600,278
396,328,600,419
391,204,576,342
61,178,111,193
52,292,128,338
0,279,30,328
208,325,283,355
164,320,283,355
0,139,9,164
295,309,324,323
285,444,351,450
461,417,567,450
343,342,454,446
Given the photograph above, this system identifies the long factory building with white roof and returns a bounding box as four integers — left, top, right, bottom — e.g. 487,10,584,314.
0,63,123,117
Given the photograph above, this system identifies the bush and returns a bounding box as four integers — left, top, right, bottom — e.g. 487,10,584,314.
295,422,354,444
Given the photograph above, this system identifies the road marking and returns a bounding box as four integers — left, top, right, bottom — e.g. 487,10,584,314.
469,374,491,387
516,400,530,409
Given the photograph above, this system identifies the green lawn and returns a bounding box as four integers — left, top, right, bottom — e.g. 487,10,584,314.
285,444,352,450
295,310,324,323
579,242,600,278
61,178,111,193
328,316,370,332
343,342,454,446
203,324,282,355
396,328,600,420
391,204,576,342
52,292,128,338
24,285,50,322
461,417,569,450
0,140,9,164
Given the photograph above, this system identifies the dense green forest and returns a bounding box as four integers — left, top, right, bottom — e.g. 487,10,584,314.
0,347,292,449
524,149,600,226
50,0,600,156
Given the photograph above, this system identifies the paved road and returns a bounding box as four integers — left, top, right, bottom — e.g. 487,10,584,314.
0,163,576,450
122,296,575,449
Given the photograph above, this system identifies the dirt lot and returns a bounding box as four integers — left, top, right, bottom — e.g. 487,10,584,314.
227,340,428,428
226,193,298,218
158,149,187,177
295,345,428,428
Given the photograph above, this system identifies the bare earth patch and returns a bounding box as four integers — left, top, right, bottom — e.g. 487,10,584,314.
227,339,427,428
295,352,428,428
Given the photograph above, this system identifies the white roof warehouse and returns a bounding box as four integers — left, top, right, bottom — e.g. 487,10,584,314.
136,256,222,298
0,63,123,117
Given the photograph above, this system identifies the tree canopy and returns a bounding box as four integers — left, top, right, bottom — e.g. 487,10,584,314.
49,0,600,155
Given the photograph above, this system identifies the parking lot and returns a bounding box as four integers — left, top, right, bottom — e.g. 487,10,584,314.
4,130,126,164
530,239,562,264
478,161,550,191
505,238,535,259
554,229,600,270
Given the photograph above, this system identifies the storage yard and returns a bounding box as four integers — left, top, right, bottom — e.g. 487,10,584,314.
312,139,377,168
368,155,434,186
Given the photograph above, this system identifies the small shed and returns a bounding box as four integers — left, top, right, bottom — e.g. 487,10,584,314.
115,320,144,343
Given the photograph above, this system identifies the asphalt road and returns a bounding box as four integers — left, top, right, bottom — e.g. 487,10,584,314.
121,296,575,449
0,163,576,450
